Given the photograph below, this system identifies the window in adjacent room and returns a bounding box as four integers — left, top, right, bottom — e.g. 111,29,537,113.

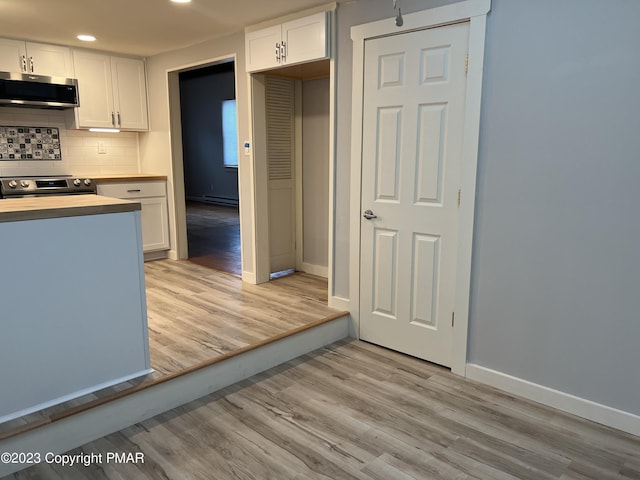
222,99,238,168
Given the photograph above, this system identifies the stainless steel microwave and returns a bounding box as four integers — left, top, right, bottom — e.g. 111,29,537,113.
0,71,79,109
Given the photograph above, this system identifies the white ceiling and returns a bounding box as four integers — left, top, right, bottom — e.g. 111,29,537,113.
1,0,332,57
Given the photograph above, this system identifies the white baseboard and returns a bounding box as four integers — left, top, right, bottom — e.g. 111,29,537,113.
300,262,328,278
0,316,350,477
143,250,169,262
242,270,257,284
167,249,179,261
466,364,640,437
329,295,350,311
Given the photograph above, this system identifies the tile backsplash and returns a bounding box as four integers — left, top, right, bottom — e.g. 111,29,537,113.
0,126,61,160
0,107,140,177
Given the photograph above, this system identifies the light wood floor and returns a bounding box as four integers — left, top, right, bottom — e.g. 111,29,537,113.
7,339,639,480
0,260,341,438
145,259,339,374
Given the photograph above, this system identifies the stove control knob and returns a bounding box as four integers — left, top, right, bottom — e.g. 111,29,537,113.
73,179,81,187
20,180,29,188
8,180,17,189
83,179,92,186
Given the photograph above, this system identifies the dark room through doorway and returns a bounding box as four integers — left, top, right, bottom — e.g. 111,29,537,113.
179,61,241,276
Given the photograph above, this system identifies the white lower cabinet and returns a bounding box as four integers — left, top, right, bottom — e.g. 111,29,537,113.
97,181,169,253
138,196,169,252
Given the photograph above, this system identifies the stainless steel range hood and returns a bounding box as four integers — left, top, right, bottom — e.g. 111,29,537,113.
0,71,79,109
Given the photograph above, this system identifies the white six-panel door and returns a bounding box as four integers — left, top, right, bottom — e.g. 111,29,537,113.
359,22,469,367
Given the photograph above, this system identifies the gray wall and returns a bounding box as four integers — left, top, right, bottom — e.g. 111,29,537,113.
468,0,640,415
180,67,239,203
303,77,330,269
335,0,640,416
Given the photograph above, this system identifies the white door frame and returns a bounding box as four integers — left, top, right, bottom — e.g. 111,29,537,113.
349,0,490,376
166,55,243,262
251,7,338,285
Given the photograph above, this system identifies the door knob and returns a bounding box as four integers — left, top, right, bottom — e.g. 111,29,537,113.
363,209,377,220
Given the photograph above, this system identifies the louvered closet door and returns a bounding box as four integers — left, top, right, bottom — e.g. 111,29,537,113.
265,76,296,273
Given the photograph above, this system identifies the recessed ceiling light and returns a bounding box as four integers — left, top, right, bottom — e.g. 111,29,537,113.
170,0,192,3
77,34,96,42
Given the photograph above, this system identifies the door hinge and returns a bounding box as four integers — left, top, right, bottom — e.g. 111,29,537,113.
451,312,455,327
457,189,461,207
465,54,469,74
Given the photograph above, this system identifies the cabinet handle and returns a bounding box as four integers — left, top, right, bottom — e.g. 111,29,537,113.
21,55,27,73
280,42,286,62
127,189,142,193
111,112,116,127
275,42,280,62
117,112,121,127
29,56,34,73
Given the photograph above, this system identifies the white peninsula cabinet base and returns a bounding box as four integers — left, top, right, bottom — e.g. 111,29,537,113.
0,204,151,423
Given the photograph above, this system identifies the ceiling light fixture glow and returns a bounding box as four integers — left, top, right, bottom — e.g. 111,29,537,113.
170,0,192,3
77,34,96,42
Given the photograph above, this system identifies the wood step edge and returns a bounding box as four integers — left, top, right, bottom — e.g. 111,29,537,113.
0,311,349,442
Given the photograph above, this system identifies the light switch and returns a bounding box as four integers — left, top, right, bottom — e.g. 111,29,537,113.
98,141,107,154
244,141,251,156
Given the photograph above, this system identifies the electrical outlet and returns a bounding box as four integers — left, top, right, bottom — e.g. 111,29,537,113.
98,141,107,154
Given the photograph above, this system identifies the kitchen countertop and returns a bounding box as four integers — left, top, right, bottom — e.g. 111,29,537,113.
84,174,168,182
0,195,141,223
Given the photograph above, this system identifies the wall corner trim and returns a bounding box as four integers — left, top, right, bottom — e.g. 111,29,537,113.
466,364,640,437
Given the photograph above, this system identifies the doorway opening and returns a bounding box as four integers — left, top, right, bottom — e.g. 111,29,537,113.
178,61,241,276
251,59,331,283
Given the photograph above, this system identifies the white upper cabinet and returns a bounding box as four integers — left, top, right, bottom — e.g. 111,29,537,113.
246,25,282,73
71,51,114,129
282,14,329,66
0,39,74,78
0,39,25,73
110,56,149,131
71,51,149,131
246,12,329,73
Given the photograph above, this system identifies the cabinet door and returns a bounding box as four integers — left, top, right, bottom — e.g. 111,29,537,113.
111,56,149,131
25,42,74,77
0,39,26,72
282,12,328,66
140,197,170,252
72,51,116,129
245,24,282,73
97,181,169,253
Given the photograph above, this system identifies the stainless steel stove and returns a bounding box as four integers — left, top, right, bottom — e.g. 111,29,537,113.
0,175,96,198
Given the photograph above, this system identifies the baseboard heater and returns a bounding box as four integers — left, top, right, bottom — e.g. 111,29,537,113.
201,195,239,207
